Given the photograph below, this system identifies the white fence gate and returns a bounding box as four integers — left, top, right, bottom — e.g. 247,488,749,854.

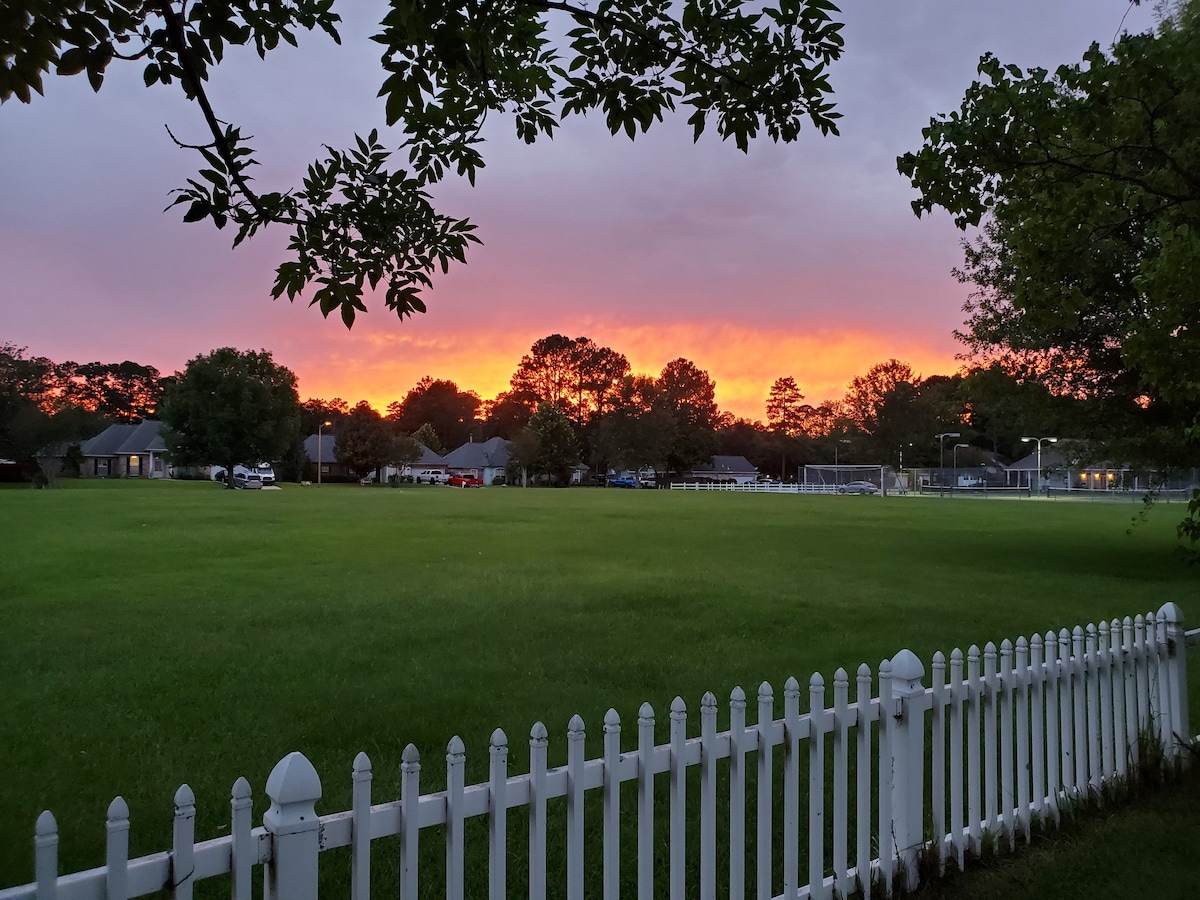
1,603,1192,900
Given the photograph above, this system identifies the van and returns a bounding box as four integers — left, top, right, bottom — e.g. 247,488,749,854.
212,463,276,486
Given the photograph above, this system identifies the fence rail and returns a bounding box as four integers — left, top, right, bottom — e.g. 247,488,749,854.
671,482,840,494
2,604,1190,900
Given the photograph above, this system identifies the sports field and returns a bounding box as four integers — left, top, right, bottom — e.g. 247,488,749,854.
0,481,1196,890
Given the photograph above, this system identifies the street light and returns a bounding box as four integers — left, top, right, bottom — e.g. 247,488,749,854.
834,439,850,466
953,443,969,489
1021,436,1058,495
934,432,960,495
317,420,332,485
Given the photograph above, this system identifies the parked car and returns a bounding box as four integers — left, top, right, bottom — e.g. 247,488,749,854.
448,474,483,488
233,471,263,490
414,469,450,485
836,480,878,495
213,463,276,486
608,475,638,488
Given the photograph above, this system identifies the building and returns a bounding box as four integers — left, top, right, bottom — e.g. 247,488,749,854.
77,420,169,478
443,436,511,485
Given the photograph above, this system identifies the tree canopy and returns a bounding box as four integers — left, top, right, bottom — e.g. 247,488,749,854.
7,0,846,326
160,347,301,485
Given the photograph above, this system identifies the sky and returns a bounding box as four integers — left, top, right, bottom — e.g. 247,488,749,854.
0,1,1157,420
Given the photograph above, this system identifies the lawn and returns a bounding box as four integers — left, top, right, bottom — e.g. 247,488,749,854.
0,481,1196,892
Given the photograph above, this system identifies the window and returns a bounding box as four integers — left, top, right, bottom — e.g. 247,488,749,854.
96,459,109,477
128,455,141,476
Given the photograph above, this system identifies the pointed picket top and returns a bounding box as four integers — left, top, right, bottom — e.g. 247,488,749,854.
730,686,746,707
490,727,508,750
529,721,548,745
891,648,924,682
1086,622,1098,639
670,695,687,717
1110,617,1122,633
984,641,997,657
879,658,893,678
701,691,717,711
1098,621,1109,640
757,681,773,700
174,784,196,812
353,751,372,776
784,676,800,696
857,662,871,679
232,777,252,802
1073,625,1084,638
1016,636,1028,651
1000,638,1013,653
968,644,980,661
568,714,586,736
638,701,656,722
1124,615,1134,628
446,735,466,759
1059,627,1071,643
604,708,621,728
266,752,321,807
107,796,129,822
809,671,824,688
1134,613,1145,627
402,743,421,765
36,809,56,836
1046,630,1057,646
932,651,946,668
834,667,848,685
951,647,963,663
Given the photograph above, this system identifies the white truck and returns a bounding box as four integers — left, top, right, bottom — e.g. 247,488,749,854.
212,463,277,486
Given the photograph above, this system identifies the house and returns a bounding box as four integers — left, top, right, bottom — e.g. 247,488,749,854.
443,436,510,485
77,420,169,478
684,455,760,484
302,433,353,481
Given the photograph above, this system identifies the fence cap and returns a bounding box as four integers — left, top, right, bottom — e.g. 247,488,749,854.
890,648,924,684
264,752,321,833
1159,601,1184,624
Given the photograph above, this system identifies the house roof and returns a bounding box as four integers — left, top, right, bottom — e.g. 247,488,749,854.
303,433,338,464
1006,448,1070,471
414,443,445,466
80,420,166,457
443,436,510,469
689,455,759,475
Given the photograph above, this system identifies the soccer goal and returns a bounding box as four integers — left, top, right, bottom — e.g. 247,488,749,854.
803,464,886,492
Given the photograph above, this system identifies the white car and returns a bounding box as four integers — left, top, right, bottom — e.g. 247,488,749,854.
837,481,879,495
414,470,450,484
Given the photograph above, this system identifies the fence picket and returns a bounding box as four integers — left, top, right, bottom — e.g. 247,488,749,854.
1134,615,1149,734
783,677,801,899
399,744,421,900
1110,620,1128,779
637,703,655,900
602,712,620,900
999,640,1014,849
966,645,982,855
700,693,718,900
728,688,747,900
1154,611,1173,753
105,797,129,900
1057,629,1075,801
1122,617,1139,769
1014,638,1030,843
1072,627,1088,791
446,737,466,900
948,650,965,870
877,660,894,894
832,669,850,898
1086,625,1101,788
490,729,509,900
1098,623,1115,781
1029,637,1045,829
567,715,586,900
810,673,828,900
670,697,687,900
528,724,549,900
230,777,253,900
930,652,946,869
351,753,372,900
756,683,773,900
172,785,195,900
854,665,873,900
983,642,999,836
1043,632,1060,821
35,811,57,900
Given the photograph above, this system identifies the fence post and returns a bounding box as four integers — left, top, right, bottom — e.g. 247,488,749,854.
890,649,926,892
264,751,322,900
1158,602,1190,761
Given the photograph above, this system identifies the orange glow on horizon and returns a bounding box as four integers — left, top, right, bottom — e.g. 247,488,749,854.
290,320,962,422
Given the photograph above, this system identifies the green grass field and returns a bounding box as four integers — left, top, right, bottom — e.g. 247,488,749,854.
1,481,1196,893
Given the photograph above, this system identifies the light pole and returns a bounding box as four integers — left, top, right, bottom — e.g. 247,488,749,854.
953,443,969,485
317,420,332,485
834,439,850,466
934,432,960,496
1021,436,1058,495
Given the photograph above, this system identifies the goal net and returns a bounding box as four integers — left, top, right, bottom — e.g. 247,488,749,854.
803,464,886,488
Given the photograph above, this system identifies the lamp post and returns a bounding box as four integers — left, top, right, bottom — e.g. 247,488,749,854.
953,443,969,486
317,420,332,485
834,439,850,466
934,432,960,495
1021,436,1058,495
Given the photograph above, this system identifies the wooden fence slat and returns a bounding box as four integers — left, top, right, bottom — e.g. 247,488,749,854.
877,660,894,895
602,711,621,900
1043,632,1060,822
930,653,946,870
756,683,773,900
637,704,655,900
1154,611,1174,752
983,642,999,836
490,730,509,900
783,678,801,899
670,697,687,900
1099,623,1115,781
446,737,466,900
855,665,873,900
966,645,982,856
1086,624,1102,788
399,744,421,900
1110,620,1128,779
728,688,746,900
1029,637,1045,828
999,640,1014,848
351,753,371,900
1057,629,1074,801
105,797,129,900
832,669,850,899
1014,638,1030,843
35,811,57,900
566,715,586,900
809,673,827,900
230,777,253,900
172,785,195,900
1072,627,1088,791
699,693,717,900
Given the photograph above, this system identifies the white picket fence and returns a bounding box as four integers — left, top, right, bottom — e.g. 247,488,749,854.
2,604,1192,900
671,482,839,494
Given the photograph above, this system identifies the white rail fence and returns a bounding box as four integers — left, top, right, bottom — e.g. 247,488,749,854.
671,482,839,494
2,604,1192,900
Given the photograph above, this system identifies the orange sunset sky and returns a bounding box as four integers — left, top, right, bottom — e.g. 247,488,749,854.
0,2,1152,420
